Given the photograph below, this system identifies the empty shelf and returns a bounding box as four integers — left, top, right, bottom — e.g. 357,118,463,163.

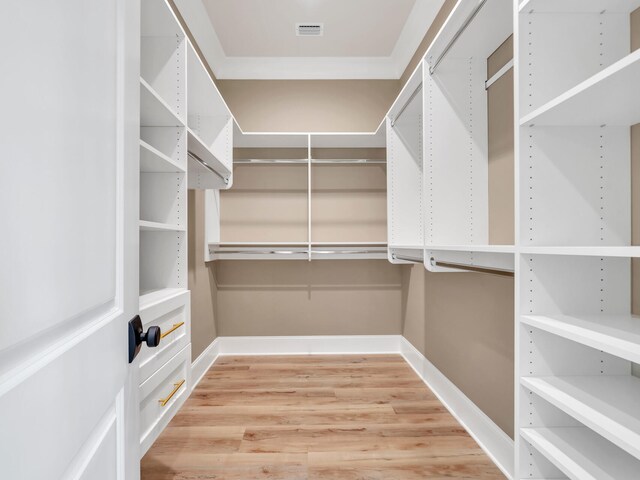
426,245,515,254
521,314,640,364
521,427,640,480
139,220,185,232
521,376,640,460
140,140,185,173
140,78,184,127
520,0,640,13
139,288,187,312
521,49,640,126
520,246,640,257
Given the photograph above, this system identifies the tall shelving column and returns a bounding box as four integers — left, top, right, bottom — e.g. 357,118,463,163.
139,0,187,302
386,63,425,265
422,0,514,273
137,0,192,457
515,1,640,478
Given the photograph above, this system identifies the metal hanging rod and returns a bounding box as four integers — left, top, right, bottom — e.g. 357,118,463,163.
233,159,385,165
390,84,423,128
428,0,489,75
311,159,386,164
234,159,308,164
212,249,307,255
312,249,386,255
188,151,229,184
430,258,514,278
211,248,386,256
392,254,424,264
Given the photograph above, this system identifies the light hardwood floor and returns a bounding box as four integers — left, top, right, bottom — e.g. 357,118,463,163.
141,355,506,479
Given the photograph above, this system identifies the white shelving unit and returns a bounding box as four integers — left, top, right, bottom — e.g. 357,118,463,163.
386,64,424,264
515,2,640,478
520,427,640,480
422,0,514,273
139,0,187,310
207,127,388,261
138,0,238,457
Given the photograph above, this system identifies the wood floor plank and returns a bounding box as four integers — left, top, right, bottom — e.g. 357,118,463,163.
141,354,506,479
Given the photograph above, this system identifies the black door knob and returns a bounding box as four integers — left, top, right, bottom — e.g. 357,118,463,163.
141,326,161,348
128,315,162,363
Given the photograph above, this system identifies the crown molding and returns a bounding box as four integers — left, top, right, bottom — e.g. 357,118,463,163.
174,0,445,80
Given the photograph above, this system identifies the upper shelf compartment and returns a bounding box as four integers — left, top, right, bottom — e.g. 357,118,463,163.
386,64,424,257
425,0,513,74
186,43,233,189
140,0,186,126
521,49,640,126
518,2,638,117
422,0,514,255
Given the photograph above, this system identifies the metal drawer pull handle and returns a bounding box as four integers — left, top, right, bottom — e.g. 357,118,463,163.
159,380,185,407
160,322,185,339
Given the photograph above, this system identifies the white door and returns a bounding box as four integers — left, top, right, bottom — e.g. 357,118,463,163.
0,1,142,479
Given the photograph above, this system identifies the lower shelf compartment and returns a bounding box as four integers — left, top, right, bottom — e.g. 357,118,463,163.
521,427,640,480
521,375,640,461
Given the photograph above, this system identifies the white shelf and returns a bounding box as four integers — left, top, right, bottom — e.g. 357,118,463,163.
140,78,184,127
140,140,185,173
139,287,187,312
139,220,185,232
520,246,640,257
519,0,640,13
521,376,640,460
520,50,640,126
521,314,640,364
521,427,640,480
426,245,515,254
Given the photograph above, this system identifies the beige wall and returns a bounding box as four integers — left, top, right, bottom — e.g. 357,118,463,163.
214,260,403,336
488,37,515,245
221,164,308,243
311,164,387,243
187,190,218,360
217,80,399,133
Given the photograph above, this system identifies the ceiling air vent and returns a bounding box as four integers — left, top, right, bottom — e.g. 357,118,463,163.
296,23,323,36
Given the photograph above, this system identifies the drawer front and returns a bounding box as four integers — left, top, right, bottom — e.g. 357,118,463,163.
139,291,190,384
139,344,191,456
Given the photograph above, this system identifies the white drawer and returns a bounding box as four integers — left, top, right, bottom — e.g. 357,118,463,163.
139,344,191,457
139,290,190,384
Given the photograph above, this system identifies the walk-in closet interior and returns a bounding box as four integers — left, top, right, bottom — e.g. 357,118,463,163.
2,0,640,478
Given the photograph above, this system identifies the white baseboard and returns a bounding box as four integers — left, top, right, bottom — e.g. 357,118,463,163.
190,337,221,391
400,337,514,479
189,334,514,479
217,335,402,355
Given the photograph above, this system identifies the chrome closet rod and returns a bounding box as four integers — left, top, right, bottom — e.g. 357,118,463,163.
390,84,423,128
234,159,308,164
393,254,424,264
430,258,514,278
188,151,229,184
428,0,489,75
211,249,387,255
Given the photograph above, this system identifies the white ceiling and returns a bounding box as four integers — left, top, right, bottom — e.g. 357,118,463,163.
175,0,445,79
